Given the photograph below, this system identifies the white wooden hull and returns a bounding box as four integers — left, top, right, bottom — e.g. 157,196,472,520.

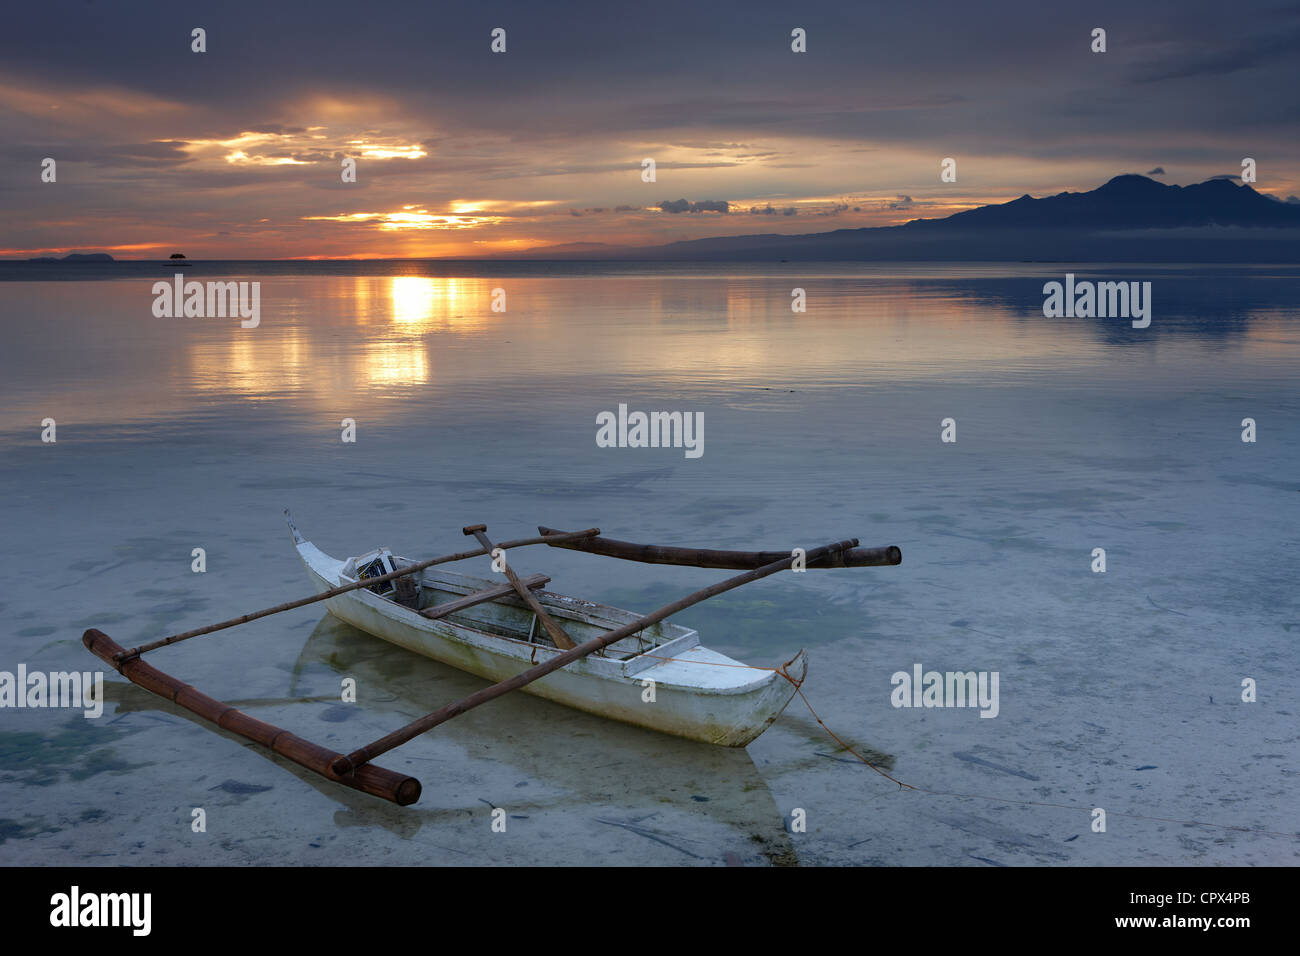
293,538,804,746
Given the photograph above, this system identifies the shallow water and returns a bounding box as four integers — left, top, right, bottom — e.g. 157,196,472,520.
1,262,1296,865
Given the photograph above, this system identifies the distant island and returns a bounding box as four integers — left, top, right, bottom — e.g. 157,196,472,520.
500,176,1300,263
26,252,115,263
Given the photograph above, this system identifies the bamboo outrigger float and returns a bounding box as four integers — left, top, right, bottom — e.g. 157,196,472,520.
83,513,901,806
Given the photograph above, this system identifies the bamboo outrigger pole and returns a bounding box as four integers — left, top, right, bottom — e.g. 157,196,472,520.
113,524,601,663
83,627,423,805
463,524,577,649
330,537,860,777
539,526,902,570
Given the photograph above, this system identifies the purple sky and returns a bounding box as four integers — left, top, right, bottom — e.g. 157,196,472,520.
2,0,1297,257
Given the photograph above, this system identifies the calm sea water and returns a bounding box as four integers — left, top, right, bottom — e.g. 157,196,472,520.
0,262,1295,865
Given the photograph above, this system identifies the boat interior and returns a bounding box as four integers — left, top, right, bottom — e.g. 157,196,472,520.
341,548,697,663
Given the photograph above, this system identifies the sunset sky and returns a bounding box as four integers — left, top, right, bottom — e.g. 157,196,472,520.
3,0,1298,259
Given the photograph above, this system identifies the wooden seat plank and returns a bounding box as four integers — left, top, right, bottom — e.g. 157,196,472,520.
419,573,550,620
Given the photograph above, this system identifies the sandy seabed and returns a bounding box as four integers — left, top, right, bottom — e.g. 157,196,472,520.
1,266,1295,865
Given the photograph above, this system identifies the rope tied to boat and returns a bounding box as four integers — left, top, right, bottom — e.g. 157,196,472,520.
638,648,914,789
774,662,917,791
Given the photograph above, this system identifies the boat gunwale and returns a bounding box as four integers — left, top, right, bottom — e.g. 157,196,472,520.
341,548,695,639
309,542,777,693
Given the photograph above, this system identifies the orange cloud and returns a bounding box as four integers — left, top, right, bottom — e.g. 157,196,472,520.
303,206,507,231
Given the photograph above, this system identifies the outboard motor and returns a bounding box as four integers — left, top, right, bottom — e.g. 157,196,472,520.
357,550,422,609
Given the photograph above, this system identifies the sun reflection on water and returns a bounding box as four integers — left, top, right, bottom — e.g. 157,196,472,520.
4,270,1294,436
388,276,471,328
362,343,430,385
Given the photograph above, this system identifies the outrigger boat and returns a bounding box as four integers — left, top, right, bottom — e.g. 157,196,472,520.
83,513,900,806
293,524,806,748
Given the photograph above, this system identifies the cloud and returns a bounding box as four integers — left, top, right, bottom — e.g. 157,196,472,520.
170,128,429,170
659,198,729,214
1128,28,1300,85
44,141,194,168
1145,167,1166,176
4,0,1300,257
302,207,505,230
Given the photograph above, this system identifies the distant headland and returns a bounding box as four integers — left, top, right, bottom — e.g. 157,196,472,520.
26,252,115,263
497,176,1300,263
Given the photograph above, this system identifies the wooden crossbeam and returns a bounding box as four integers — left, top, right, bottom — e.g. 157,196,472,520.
420,573,550,621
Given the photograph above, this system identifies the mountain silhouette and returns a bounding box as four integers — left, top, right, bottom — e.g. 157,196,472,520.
912,175,1300,231
505,176,1300,262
